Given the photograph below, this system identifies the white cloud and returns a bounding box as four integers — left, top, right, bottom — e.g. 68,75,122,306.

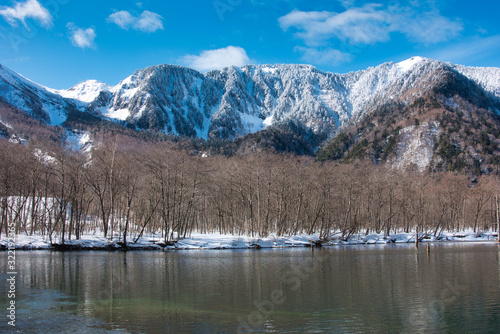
67,23,96,49
107,11,134,30
107,10,163,33
0,0,52,30
338,0,355,9
477,27,487,35
431,35,500,64
182,46,251,72
279,3,462,66
279,4,462,46
398,11,462,44
279,5,392,47
295,47,352,65
134,11,164,33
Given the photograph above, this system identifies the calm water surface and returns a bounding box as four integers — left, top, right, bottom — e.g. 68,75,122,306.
1,243,500,333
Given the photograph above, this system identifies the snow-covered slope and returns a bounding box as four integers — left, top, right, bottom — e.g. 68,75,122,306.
88,57,482,139
453,64,500,98
1,57,499,141
0,64,82,125
99,65,219,138
205,57,463,138
98,57,455,139
53,80,111,103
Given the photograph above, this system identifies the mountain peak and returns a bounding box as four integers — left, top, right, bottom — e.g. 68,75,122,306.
396,56,428,72
57,80,111,103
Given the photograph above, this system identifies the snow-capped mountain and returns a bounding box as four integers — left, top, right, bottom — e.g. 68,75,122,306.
1,57,500,142
92,65,220,138
0,64,83,125
316,58,500,173
52,80,111,103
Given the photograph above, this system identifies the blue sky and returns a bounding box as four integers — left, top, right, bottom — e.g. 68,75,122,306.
1,0,500,89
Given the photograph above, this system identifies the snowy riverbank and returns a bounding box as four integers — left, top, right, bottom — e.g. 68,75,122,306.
1,230,499,250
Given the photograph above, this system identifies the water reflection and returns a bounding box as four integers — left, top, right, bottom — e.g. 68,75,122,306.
2,243,499,333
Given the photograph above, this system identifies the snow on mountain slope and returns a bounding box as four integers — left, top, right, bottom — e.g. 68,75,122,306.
397,56,426,73
453,64,500,98
0,115,12,130
60,59,452,139
206,64,342,138
98,64,220,138
0,64,79,125
65,130,92,152
346,57,453,122
1,57,499,142
204,60,445,139
54,80,111,103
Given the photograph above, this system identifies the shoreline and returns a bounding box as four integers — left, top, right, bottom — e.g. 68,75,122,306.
1,231,498,251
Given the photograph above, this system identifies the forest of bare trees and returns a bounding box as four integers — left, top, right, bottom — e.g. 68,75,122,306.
1,134,499,246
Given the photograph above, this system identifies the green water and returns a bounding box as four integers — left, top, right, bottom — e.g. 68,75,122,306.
1,243,500,333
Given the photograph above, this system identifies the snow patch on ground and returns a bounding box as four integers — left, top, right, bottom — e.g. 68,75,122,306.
34,148,56,165
263,115,274,127
240,113,264,134
8,134,28,145
102,108,130,121
2,230,497,251
0,116,12,129
66,130,92,152
444,97,459,109
44,103,68,126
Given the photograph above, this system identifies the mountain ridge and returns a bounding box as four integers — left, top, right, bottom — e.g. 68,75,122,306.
2,57,500,136
1,57,500,173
